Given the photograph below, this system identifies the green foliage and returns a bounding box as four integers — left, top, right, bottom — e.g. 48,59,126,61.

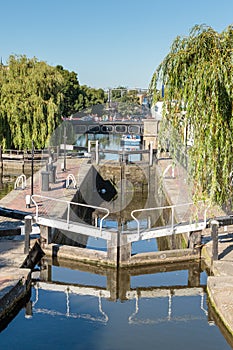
54,66,107,117
150,24,233,206
0,55,107,150
56,65,81,118
0,55,64,149
74,85,107,112
111,86,140,104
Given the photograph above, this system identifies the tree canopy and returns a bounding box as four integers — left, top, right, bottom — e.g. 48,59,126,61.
0,55,106,150
110,87,140,104
0,55,65,149
150,24,233,206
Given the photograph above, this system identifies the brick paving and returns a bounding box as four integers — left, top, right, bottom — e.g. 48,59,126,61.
0,157,90,219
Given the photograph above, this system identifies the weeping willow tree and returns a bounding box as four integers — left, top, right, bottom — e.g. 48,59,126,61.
0,55,65,150
150,24,233,207
0,55,108,150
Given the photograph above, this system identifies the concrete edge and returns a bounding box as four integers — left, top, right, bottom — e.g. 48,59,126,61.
0,239,44,327
207,276,233,337
42,244,200,268
202,244,233,341
120,248,200,267
42,243,117,268
0,268,31,322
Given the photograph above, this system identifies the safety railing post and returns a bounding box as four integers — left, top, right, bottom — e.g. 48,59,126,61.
24,215,32,254
171,206,174,232
211,220,219,261
96,140,99,165
67,202,70,226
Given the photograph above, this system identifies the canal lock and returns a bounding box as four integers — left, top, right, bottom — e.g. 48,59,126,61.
48,161,189,259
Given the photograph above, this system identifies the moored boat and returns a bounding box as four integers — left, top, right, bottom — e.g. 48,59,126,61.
120,134,141,146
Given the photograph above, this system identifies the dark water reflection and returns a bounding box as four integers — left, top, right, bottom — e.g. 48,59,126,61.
0,260,232,350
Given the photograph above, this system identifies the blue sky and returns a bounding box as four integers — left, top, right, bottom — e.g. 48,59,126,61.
1,0,233,89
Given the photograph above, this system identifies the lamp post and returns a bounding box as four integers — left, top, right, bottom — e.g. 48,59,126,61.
63,120,67,171
31,141,34,196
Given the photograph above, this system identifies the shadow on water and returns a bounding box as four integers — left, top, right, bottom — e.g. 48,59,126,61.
0,292,31,333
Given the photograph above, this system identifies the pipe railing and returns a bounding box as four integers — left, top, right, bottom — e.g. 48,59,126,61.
14,174,27,190
131,201,209,236
31,195,110,234
31,195,209,238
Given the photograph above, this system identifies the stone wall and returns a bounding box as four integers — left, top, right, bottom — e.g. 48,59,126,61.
96,163,149,193
143,119,160,149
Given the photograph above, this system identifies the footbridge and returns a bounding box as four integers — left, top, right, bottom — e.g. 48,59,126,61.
31,195,209,267
68,119,145,136
64,118,161,150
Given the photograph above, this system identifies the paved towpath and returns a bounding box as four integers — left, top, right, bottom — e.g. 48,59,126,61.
0,157,89,214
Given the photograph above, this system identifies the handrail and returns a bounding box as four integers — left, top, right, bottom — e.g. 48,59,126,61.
31,194,110,234
162,163,175,178
14,174,27,190
131,201,209,236
66,174,77,189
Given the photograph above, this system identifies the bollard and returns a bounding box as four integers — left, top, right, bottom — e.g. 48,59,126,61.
49,165,56,184
25,194,31,208
25,300,33,319
53,165,57,183
24,215,32,254
41,171,50,191
210,220,219,261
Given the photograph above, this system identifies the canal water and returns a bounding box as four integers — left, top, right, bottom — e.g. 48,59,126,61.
0,169,21,200
76,133,143,161
0,135,232,349
0,261,232,350
77,133,168,254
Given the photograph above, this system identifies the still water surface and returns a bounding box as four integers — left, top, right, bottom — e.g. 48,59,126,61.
0,263,232,350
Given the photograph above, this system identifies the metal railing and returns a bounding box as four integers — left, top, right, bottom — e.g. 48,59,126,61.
131,201,209,236
14,174,27,190
31,195,110,234
66,174,77,189
31,195,209,239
